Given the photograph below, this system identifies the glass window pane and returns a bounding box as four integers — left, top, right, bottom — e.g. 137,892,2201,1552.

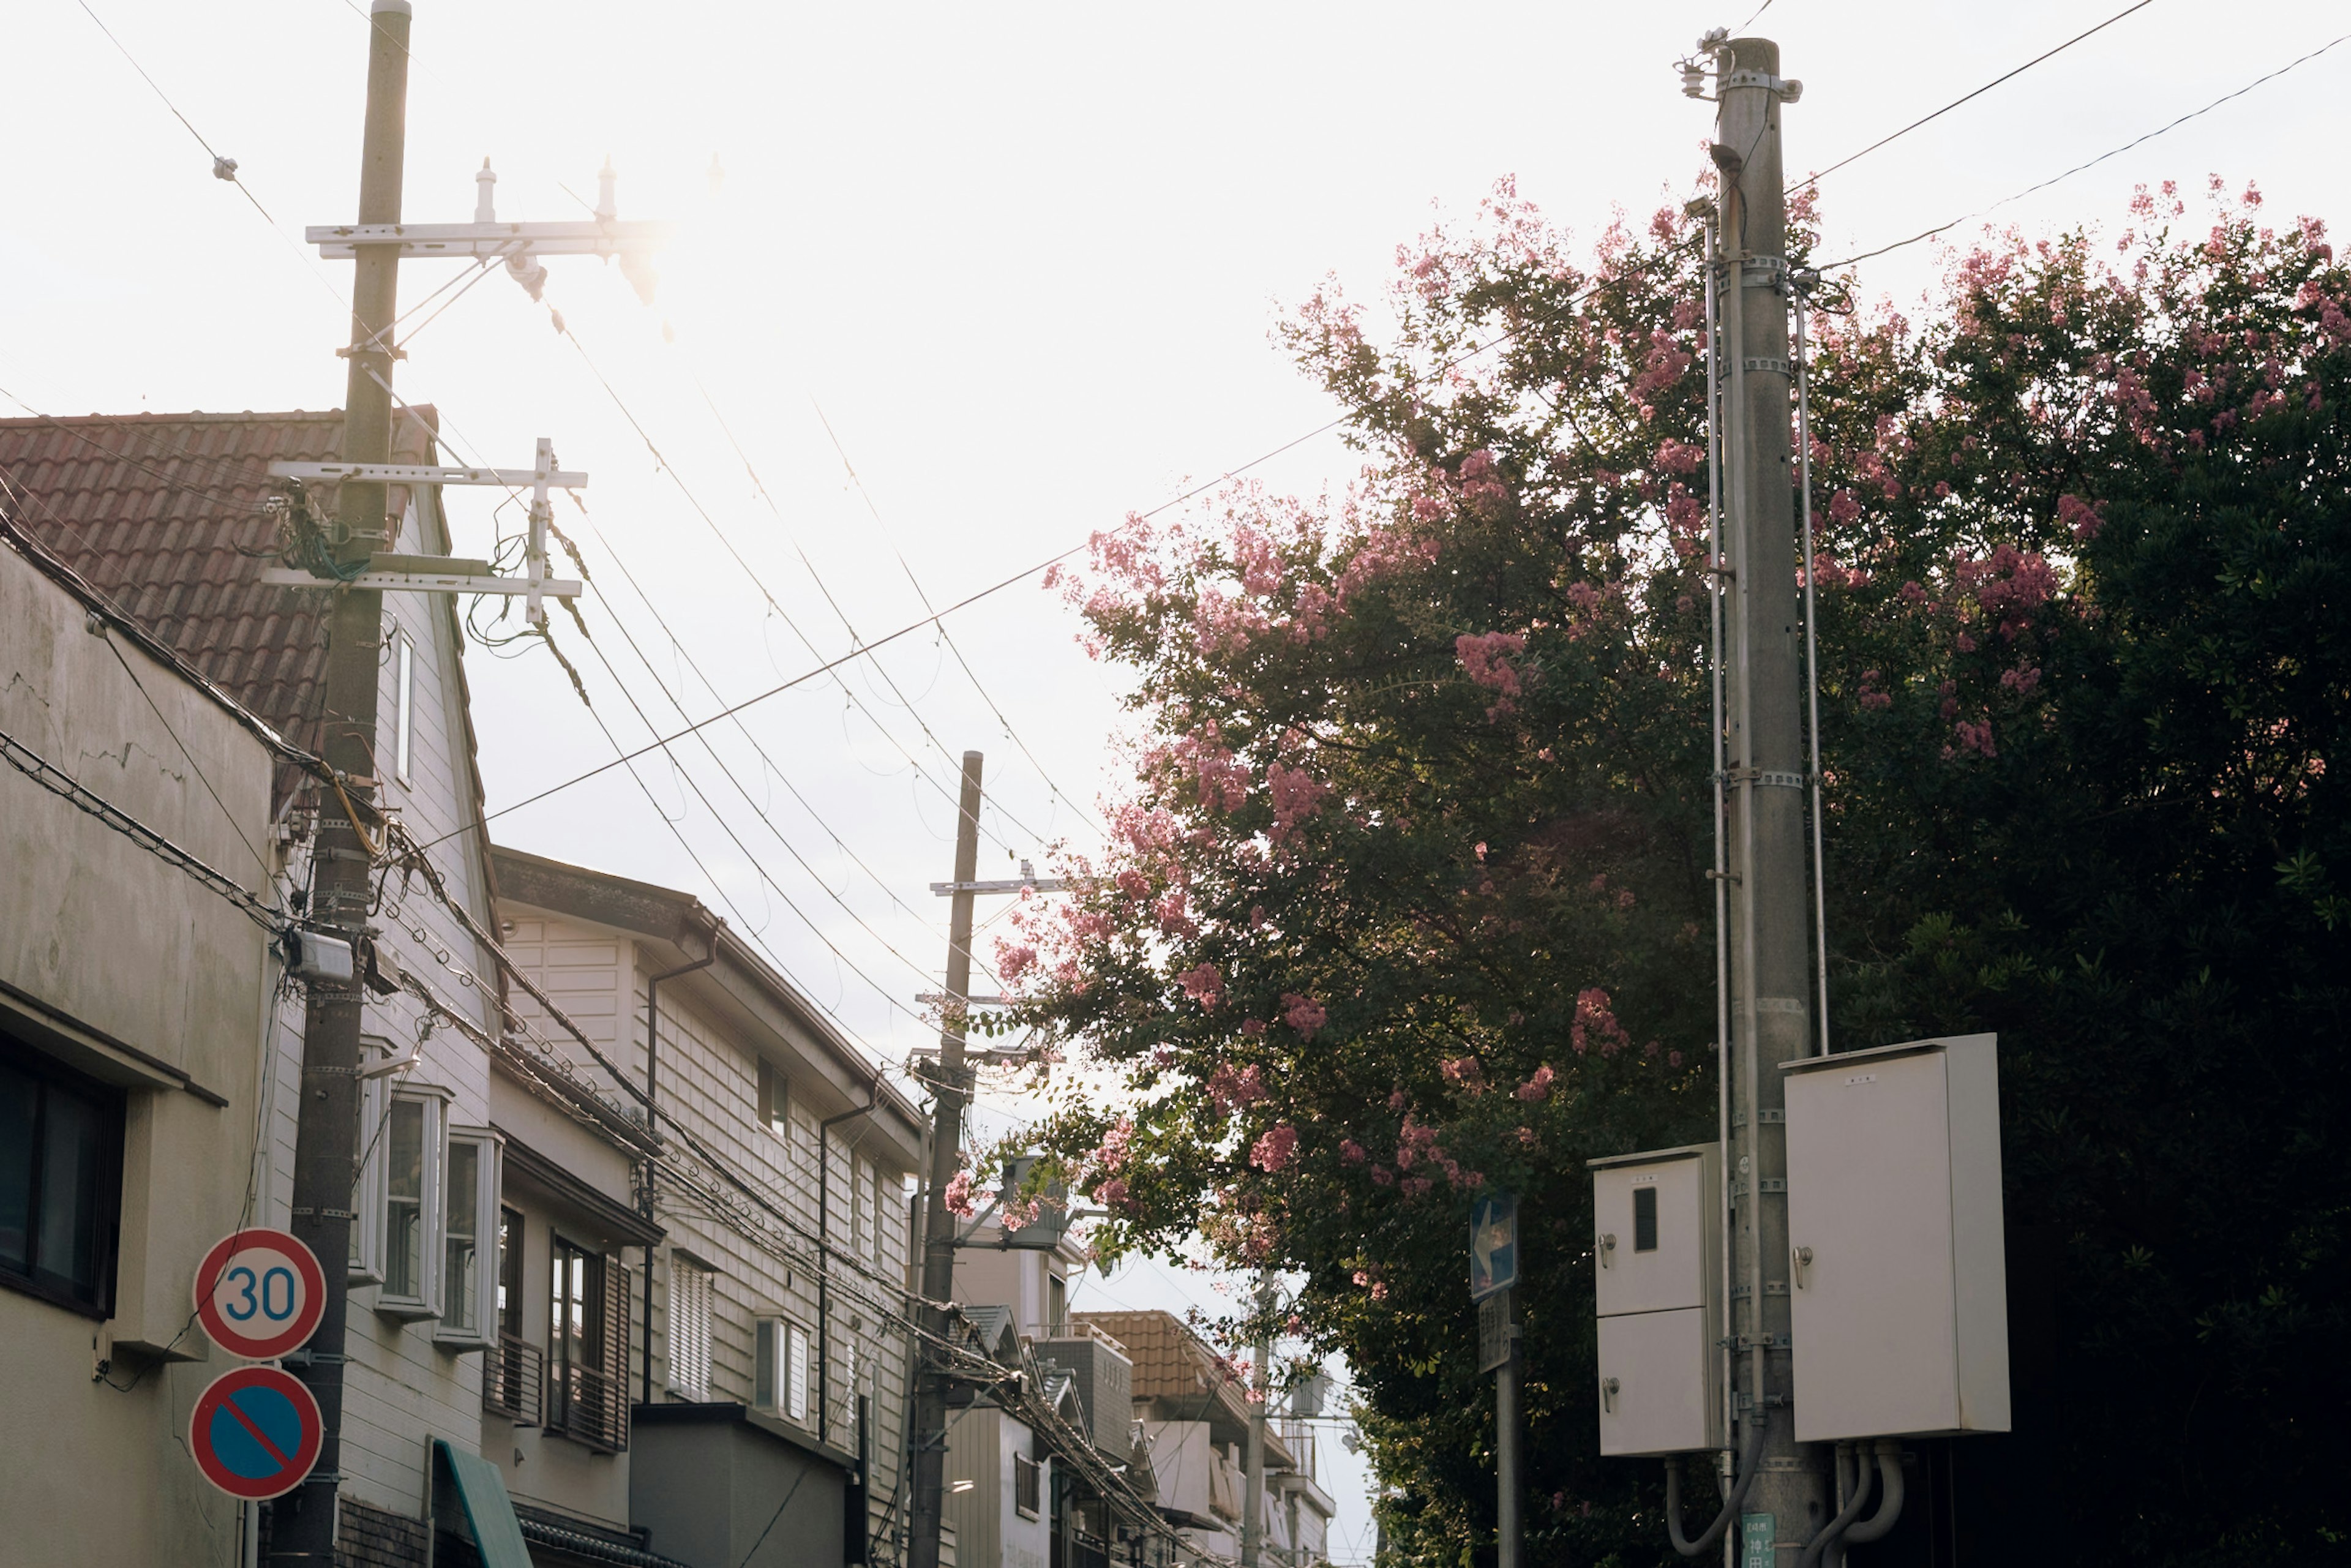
37,1089,105,1293
0,1060,36,1270
443,1142,479,1334
498,1207,523,1336
385,1098,424,1297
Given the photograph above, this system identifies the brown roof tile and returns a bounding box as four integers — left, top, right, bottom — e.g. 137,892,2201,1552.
1073,1309,1294,1466
0,407,438,771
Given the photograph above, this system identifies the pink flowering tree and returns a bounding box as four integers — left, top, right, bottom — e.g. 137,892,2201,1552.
1004,174,2351,1562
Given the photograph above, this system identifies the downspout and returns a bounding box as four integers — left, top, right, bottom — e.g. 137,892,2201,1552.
818,1081,880,1446
641,941,715,1409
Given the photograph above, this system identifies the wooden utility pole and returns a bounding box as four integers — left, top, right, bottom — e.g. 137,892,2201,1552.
1715,32,1829,1561
907,751,986,1568
1240,1275,1273,1568
270,3,409,1562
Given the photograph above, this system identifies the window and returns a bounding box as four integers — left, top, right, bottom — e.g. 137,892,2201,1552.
359,1081,451,1318
1048,1273,1068,1338
757,1058,790,1146
435,1128,501,1346
862,1161,882,1264
394,634,415,786
756,1316,811,1424
1014,1452,1042,1520
348,1046,389,1283
668,1257,713,1400
498,1206,525,1338
550,1236,630,1450
0,1037,124,1316
485,1206,541,1424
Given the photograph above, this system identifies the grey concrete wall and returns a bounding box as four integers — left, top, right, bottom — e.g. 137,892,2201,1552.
0,542,276,1566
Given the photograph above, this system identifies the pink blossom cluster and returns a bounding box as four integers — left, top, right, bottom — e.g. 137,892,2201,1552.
1176,961,1224,1010
1955,544,2057,638
1439,1056,1487,1095
1095,1117,1134,1173
1514,1063,1556,1102
943,1170,976,1218
996,940,1039,986
1858,670,1893,711
2056,494,2105,541
1569,988,1630,1056
1250,1124,1299,1174
1207,1062,1267,1112
1266,761,1330,848
1281,993,1327,1041
1952,718,1997,759
1456,631,1528,721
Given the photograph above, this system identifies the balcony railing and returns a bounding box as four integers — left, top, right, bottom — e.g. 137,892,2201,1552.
484,1332,543,1426
549,1359,629,1452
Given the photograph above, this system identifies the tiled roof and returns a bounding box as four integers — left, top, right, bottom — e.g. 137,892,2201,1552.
1073,1310,1294,1468
0,407,438,789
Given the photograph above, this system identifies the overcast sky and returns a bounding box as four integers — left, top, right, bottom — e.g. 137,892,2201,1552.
7,1,2345,1551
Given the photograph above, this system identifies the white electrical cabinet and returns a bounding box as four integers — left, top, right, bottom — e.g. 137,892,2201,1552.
1783,1034,2010,1442
1589,1144,1722,1456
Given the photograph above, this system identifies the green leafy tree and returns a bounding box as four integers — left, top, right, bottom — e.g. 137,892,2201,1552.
989,174,2349,1565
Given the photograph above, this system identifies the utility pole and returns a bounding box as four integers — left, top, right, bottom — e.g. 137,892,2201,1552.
1494,1288,1520,1568
271,2,409,1562
907,751,986,1568
1714,32,1829,1562
1240,1274,1272,1568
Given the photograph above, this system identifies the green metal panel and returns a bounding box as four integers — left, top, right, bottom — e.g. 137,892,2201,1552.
435,1438,536,1568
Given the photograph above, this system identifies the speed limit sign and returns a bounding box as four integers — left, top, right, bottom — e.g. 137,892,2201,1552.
193,1228,326,1360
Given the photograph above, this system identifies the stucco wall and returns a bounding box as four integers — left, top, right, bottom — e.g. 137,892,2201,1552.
0,541,276,1566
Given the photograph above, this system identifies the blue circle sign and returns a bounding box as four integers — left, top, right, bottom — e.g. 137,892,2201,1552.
189,1365,323,1501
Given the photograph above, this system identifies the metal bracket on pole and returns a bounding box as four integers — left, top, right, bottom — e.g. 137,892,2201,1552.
262,444,585,626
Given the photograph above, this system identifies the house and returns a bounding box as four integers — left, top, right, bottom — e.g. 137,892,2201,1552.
1073,1311,1334,1568
0,495,282,1565
0,409,686,1567
489,843,927,1568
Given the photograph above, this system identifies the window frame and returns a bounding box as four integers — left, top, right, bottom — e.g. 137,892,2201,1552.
394,632,415,787
666,1254,714,1401
371,1081,451,1321
754,1315,813,1425
547,1233,630,1452
1014,1452,1043,1520
756,1057,790,1148
0,1033,126,1319
348,1043,390,1285
433,1125,502,1348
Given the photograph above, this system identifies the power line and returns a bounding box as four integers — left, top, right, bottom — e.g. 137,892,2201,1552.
73,0,345,304
1788,0,2158,194
550,315,1041,857
1818,27,2351,271
805,397,1106,838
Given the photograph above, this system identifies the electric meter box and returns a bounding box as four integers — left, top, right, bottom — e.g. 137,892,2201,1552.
1782,1033,2010,1442
1589,1144,1722,1457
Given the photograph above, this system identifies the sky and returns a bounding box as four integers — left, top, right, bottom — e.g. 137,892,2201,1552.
7,0,2347,1555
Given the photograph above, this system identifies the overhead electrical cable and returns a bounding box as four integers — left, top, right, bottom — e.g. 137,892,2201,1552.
1818,27,2351,270
73,0,344,304
552,319,1038,855
806,397,1105,837
1787,0,2159,194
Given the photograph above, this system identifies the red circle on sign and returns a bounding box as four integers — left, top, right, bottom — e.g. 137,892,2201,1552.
193,1228,326,1360
189,1365,323,1501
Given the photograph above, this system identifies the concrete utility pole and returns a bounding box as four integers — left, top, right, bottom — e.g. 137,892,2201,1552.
1240,1275,1273,1568
271,2,409,1562
1714,34,1829,1561
907,751,986,1568
1493,1288,1520,1568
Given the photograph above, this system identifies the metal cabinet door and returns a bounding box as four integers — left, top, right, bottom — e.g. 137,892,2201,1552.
1785,1048,1960,1441
1597,1306,1715,1455
1594,1155,1707,1317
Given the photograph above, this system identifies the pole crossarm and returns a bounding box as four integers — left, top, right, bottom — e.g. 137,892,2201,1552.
929,877,1076,896
266,459,588,488
306,219,675,260
258,567,583,599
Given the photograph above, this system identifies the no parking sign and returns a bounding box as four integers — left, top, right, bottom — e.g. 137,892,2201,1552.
189,1366,324,1501
193,1227,326,1361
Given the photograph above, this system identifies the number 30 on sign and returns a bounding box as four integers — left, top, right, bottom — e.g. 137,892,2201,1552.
193,1228,327,1361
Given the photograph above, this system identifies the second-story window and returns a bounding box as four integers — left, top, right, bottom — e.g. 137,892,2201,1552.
549,1236,629,1450
755,1316,810,1424
435,1128,500,1346
1014,1452,1042,1519
363,1081,452,1319
394,633,414,787
667,1257,712,1400
757,1059,791,1149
